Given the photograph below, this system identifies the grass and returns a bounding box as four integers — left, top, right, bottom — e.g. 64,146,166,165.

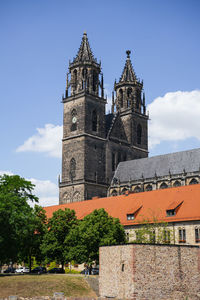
0,274,96,298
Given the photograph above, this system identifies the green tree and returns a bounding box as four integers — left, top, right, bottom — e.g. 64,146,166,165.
133,216,172,244
19,205,47,271
41,208,77,270
65,208,126,264
0,174,39,266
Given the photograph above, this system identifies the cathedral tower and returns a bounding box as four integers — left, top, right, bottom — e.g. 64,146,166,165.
105,51,148,183
59,33,108,204
59,35,148,204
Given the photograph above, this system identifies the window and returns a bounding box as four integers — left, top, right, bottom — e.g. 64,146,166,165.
71,109,77,131
119,89,123,108
173,180,181,187
121,188,128,195
134,186,141,193
127,214,135,220
195,228,200,243
82,68,87,89
166,209,176,217
179,228,186,243
73,69,77,90
160,182,168,189
136,90,140,109
137,124,142,144
69,158,76,181
163,230,171,243
111,190,117,196
146,184,152,191
92,110,97,131
93,71,98,92
189,178,198,185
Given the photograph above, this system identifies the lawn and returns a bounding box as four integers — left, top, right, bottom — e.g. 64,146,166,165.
0,274,96,298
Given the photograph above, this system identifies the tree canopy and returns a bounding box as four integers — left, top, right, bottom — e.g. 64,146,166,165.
65,208,126,263
0,174,45,267
41,208,77,269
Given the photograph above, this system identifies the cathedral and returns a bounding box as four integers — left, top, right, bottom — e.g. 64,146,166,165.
59,32,148,204
59,33,200,204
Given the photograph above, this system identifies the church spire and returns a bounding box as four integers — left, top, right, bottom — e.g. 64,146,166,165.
66,32,104,97
114,50,144,113
119,50,137,83
73,32,97,64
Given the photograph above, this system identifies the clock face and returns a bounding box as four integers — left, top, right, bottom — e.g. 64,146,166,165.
72,116,77,124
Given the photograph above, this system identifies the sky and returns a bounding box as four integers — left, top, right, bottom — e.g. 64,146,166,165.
0,0,200,207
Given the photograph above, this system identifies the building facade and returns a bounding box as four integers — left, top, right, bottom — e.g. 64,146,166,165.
59,33,148,204
45,184,200,247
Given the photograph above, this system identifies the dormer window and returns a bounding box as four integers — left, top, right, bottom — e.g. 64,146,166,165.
126,205,142,221
166,200,183,217
127,214,134,220
166,209,176,217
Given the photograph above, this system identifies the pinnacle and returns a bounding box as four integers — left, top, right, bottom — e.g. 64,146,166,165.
73,32,97,64
119,51,137,83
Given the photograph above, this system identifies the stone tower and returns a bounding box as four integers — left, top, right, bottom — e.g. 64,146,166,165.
59,32,108,204
59,34,148,204
105,50,148,183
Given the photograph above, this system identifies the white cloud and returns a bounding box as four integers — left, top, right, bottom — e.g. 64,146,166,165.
148,90,200,149
0,170,14,176
0,170,59,207
30,178,58,207
16,124,62,158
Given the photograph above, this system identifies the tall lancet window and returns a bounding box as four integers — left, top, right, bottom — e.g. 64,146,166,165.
73,69,78,90
69,158,76,181
119,89,123,108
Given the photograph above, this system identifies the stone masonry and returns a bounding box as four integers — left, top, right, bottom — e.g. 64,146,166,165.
99,244,200,300
59,33,148,204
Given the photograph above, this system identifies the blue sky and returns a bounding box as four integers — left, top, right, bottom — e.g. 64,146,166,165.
1,0,200,206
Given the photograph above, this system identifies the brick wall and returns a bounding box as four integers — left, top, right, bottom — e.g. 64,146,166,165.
99,244,200,300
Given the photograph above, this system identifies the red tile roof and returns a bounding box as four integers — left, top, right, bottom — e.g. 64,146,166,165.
44,184,200,226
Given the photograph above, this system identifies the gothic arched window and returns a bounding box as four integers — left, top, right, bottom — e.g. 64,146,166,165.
160,182,168,189
92,110,97,131
71,109,77,131
137,124,142,144
111,190,118,196
134,186,141,193
146,184,153,191
189,178,198,185
173,180,181,187
127,88,132,108
73,69,77,90
93,71,98,92
119,89,123,108
136,90,140,109
121,188,128,195
82,68,87,89
69,158,76,181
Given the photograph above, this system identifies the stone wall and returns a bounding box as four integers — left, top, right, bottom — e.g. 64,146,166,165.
99,244,200,300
